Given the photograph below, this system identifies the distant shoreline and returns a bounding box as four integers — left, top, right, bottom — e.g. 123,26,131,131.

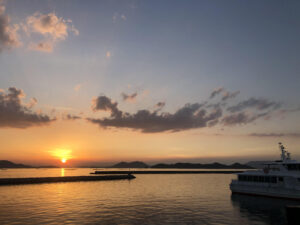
0,160,253,169
91,170,248,175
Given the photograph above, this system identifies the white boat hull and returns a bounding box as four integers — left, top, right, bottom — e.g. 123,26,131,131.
230,182,300,200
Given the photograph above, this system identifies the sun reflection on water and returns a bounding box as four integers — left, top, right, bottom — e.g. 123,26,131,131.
61,168,65,177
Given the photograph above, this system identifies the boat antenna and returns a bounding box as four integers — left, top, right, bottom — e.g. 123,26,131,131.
279,142,286,161
279,142,291,161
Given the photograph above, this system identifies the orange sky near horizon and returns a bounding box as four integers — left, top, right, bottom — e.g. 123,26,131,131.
1,119,299,166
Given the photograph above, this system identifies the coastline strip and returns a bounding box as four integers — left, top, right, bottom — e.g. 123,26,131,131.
0,174,135,186
91,170,245,174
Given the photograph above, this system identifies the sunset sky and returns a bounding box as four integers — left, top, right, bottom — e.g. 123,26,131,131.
1,0,300,166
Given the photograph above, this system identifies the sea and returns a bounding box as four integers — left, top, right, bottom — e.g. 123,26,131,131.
0,168,297,225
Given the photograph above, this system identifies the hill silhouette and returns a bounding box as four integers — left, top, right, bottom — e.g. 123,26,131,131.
110,161,252,169
111,161,149,168
151,162,253,169
0,160,31,168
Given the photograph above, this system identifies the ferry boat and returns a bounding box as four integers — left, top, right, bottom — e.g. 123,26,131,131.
230,143,300,200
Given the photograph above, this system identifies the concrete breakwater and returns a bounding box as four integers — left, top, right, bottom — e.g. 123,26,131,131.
0,174,136,186
91,170,244,175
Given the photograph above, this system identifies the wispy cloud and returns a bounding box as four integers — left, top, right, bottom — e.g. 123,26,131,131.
227,97,281,113
249,132,300,138
63,114,81,120
113,12,127,23
106,51,111,59
74,84,82,92
209,87,224,99
121,92,137,103
28,41,53,52
155,101,166,110
209,87,240,102
221,90,240,101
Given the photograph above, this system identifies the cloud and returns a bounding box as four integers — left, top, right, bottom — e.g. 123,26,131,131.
86,88,291,133
26,97,37,108
106,51,111,59
113,13,127,22
64,114,81,120
221,90,240,101
222,110,271,126
209,87,224,99
227,97,281,113
25,12,78,52
27,12,68,39
74,84,82,92
155,102,166,109
0,4,21,51
222,112,255,126
0,4,78,53
121,92,137,102
209,87,239,101
91,95,122,118
28,41,53,52
121,14,127,20
88,95,222,133
249,132,300,138
0,87,54,128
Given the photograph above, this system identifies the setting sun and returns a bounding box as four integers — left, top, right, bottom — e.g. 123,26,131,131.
49,148,73,163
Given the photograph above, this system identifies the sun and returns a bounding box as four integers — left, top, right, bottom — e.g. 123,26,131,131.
49,148,72,163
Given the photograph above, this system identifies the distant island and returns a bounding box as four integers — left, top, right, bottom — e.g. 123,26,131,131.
151,162,253,169
0,160,31,168
111,161,149,168
1,160,253,169
110,161,253,169
0,160,59,168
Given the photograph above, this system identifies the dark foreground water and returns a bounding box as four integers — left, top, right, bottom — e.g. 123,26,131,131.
0,169,298,224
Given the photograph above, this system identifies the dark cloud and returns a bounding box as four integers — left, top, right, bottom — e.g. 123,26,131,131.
209,87,224,99
87,89,289,133
88,98,222,133
0,5,20,51
92,95,122,118
227,97,281,113
249,132,300,138
0,87,54,128
222,112,254,126
121,92,137,102
155,102,166,109
64,114,81,120
221,111,269,126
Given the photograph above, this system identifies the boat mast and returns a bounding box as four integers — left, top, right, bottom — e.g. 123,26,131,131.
279,142,291,162
279,142,286,161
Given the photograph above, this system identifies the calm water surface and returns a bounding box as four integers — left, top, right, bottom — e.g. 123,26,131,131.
0,169,297,224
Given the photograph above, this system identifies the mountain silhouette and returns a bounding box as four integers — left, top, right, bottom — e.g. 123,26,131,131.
0,160,32,168
111,161,149,168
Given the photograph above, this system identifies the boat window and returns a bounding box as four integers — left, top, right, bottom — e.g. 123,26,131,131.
286,164,300,171
271,176,277,183
238,175,277,183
